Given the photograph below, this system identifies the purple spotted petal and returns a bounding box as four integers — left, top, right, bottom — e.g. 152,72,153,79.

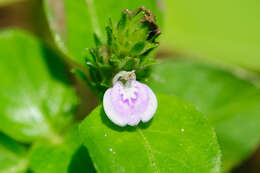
103,81,157,126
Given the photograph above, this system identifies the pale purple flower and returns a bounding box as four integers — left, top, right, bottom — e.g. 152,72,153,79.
103,71,157,126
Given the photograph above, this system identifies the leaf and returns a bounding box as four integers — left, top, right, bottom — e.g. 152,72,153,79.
79,94,221,173
149,60,260,171
163,0,260,71
0,132,28,173
44,0,163,65
0,29,77,143
29,126,96,173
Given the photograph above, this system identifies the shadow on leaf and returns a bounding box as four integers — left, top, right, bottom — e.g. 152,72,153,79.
41,45,71,84
99,106,153,132
68,145,96,173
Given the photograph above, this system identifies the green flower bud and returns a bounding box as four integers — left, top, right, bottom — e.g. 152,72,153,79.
75,7,161,96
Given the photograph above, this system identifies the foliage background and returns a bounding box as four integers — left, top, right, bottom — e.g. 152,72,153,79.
0,0,260,172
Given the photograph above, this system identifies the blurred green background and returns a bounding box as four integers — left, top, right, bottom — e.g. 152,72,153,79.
163,0,260,72
0,0,260,172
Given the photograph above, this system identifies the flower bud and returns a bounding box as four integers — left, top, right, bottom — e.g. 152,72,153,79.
75,7,161,97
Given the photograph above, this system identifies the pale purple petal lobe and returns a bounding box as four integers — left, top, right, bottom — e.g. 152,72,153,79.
103,74,157,127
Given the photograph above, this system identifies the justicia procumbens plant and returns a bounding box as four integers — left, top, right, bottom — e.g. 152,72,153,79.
74,7,161,126
0,2,223,172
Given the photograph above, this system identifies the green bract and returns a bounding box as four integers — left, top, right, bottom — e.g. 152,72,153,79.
75,7,161,96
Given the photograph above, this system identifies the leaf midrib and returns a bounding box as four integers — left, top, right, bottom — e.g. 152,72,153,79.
137,128,159,173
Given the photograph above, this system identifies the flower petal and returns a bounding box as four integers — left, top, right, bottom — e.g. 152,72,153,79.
140,84,157,122
103,81,157,126
103,88,128,126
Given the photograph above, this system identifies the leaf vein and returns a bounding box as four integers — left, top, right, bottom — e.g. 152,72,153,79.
137,128,159,173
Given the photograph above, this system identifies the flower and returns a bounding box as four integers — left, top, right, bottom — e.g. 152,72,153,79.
103,71,157,126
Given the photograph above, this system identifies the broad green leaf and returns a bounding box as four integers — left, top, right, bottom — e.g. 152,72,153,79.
29,126,96,173
0,133,28,173
163,0,260,71
79,94,221,173
0,29,77,143
149,60,260,171
44,0,163,65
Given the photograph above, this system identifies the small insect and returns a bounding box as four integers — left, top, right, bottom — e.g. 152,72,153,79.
103,70,157,126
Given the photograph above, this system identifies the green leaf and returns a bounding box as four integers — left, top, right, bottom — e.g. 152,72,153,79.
163,0,260,71
149,60,260,171
0,29,77,143
44,0,163,65
29,126,96,173
79,94,221,173
0,133,28,173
